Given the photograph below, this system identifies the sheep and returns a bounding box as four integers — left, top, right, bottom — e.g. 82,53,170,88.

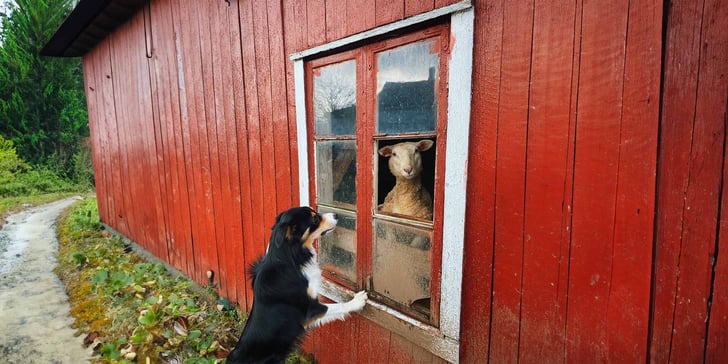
377,139,434,221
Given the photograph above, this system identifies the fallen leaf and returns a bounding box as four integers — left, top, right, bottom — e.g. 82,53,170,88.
173,320,188,336
83,331,99,346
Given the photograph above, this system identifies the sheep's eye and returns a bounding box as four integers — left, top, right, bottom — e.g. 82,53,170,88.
392,152,397,157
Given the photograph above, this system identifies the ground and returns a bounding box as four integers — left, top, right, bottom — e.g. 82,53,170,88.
0,197,91,363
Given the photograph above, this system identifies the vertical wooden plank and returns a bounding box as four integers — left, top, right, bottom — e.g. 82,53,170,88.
97,40,128,236
228,0,254,308
488,0,533,361
459,0,503,362
90,51,114,228
356,317,391,363
109,28,142,246
518,0,576,361
141,12,165,260
650,0,705,361
147,0,173,269
149,0,193,276
434,0,460,8
566,0,629,361
605,0,662,361
307,0,325,48
405,0,434,18
194,0,224,291
81,54,101,216
311,318,358,363
375,0,404,26
283,0,308,208
239,0,269,302
218,0,245,305
346,0,375,36
267,0,294,211
388,332,415,363
146,30,173,265
205,0,233,300
413,342,444,364
325,0,347,41
133,12,164,258
169,0,200,283
109,14,163,257
705,3,728,360
669,0,727,360
83,52,109,225
175,0,210,285
251,0,280,238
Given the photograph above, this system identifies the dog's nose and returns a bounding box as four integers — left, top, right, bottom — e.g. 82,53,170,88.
332,213,338,220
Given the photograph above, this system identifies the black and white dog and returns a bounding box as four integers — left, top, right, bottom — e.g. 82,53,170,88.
227,206,368,364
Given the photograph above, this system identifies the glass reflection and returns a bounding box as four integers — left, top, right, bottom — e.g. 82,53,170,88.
376,39,439,134
319,208,357,283
313,60,357,135
316,141,357,207
372,220,431,314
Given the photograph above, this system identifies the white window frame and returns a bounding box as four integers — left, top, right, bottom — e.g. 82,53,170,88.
292,2,473,362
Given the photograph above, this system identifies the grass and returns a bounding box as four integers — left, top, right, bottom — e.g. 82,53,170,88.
54,198,316,364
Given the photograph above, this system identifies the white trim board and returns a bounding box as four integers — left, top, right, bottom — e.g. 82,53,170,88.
293,3,474,363
290,1,472,61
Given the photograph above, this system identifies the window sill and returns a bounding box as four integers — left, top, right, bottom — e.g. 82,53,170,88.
320,279,459,363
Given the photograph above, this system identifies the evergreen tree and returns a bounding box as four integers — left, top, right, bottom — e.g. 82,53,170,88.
0,0,88,176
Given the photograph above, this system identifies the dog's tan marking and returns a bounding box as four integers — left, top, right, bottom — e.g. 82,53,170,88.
302,214,336,250
307,287,316,299
285,226,293,240
301,228,312,248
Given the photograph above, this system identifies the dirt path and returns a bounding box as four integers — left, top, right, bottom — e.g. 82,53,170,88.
0,198,92,363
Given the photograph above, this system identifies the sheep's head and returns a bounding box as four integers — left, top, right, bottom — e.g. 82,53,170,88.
378,139,434,180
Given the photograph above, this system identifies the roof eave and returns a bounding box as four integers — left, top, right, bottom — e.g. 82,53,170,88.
41,0,146,57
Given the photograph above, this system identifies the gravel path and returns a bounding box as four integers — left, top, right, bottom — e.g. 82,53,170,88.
0,198,92,363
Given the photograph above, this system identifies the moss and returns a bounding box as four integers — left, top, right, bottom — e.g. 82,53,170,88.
55,198,317,364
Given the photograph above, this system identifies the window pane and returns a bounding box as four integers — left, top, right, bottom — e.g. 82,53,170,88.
316,141,356,207
372,219,432,315
376,138,436,221
319,207,357,283
314,60,357,135
376,39,439,134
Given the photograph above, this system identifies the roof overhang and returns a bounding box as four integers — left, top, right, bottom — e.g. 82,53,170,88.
41,0,147,57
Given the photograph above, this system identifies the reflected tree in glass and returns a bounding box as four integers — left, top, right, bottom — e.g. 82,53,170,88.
313,60,357,136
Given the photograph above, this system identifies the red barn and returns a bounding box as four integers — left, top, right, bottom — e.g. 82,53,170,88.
44,0,727,362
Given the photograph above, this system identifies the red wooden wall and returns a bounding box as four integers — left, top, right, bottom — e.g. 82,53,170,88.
81,0,728,362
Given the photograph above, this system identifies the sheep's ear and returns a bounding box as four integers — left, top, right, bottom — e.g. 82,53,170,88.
417,139,434,151
378,145,393,157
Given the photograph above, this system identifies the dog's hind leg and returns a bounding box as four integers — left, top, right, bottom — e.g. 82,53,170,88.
306,291,368,328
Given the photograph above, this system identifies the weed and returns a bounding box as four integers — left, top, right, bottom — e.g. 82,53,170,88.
56,198,316,363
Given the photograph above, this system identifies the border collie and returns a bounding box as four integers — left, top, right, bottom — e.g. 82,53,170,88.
227,206,368,364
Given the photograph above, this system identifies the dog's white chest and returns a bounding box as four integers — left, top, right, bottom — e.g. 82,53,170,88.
302,250,322,298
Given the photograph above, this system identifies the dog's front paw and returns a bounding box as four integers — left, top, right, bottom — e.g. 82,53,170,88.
348,290,368,312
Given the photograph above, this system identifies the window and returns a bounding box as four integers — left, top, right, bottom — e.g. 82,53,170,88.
307,26,449,325
293,3,473,362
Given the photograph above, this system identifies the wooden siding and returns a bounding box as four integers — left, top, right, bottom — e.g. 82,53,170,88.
651,0,728,362
81,0,728,363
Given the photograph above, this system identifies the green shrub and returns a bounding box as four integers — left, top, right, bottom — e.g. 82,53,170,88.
0,166,74,197
0,134,29,181
72,142,95,188
0,134,88,197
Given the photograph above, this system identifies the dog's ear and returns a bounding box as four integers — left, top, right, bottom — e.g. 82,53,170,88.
272,210,296,244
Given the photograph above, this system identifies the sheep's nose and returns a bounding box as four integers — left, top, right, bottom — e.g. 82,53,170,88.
404,167,412,174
